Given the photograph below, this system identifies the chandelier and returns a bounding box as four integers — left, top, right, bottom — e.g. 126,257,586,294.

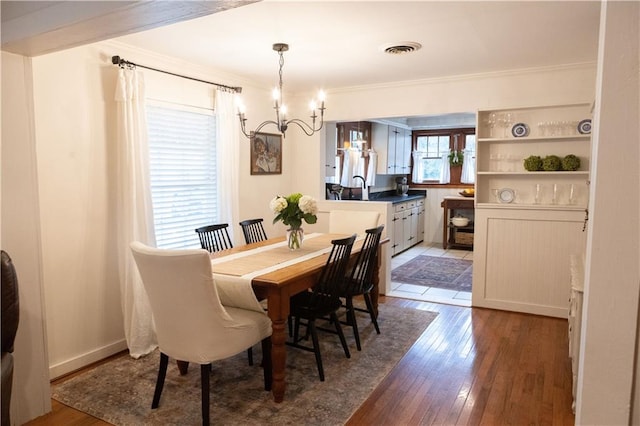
237,43,326,138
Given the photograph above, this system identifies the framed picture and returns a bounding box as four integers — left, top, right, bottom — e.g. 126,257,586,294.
250,132,282,175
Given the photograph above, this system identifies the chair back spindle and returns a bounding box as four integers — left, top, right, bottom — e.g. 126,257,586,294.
314,235,356,298
195,224,233,253
239,218,268,245
348,225,384,294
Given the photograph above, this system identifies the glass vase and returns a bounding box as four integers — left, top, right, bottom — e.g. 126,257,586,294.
287,227,304,250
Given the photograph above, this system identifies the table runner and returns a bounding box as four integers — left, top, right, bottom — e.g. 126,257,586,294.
213,233,340,313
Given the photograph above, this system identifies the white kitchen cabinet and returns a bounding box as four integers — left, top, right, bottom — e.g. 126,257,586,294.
391,206,405,256
325,122,338,180
372,123,412,175
403,201,416,250
416,199,425,243
472,103,591,318
391,198,424,256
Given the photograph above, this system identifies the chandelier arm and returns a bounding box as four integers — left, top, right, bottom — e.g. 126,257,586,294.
285,118,324,136
253,120,282,135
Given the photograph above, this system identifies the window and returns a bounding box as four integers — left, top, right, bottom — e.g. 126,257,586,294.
146,103,218,249
415,135,450,181
412,128,475,185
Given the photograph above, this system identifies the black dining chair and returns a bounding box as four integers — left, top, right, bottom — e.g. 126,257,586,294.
339,225,384,351
195,224,233,253
287,234,356,381
239,218,268,245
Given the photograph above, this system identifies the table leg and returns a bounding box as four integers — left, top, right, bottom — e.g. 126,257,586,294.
176,360,189,375
267,289,288,403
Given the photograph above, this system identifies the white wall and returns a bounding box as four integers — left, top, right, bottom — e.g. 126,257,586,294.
577,1,640,423
1,52,51,425
31,44,127,378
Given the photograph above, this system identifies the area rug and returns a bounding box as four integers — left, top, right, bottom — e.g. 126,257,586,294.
52,304,437,426
391,255,473,292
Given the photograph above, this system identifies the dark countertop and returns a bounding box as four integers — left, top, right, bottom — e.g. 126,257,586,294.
365,189,427,204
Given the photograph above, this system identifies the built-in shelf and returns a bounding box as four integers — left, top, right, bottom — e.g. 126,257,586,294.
478,135,591,143
472,102,592,320
476,203,587,211
477,171,590,176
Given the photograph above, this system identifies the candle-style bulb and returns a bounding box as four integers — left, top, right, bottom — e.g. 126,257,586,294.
309,100,317,111
317,90,326,103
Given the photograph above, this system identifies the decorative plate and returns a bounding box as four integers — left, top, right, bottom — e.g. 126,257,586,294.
578,119,592,134
511,122,529,138
497,188,516,204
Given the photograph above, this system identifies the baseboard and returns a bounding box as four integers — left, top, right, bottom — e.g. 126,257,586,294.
49,339,129,380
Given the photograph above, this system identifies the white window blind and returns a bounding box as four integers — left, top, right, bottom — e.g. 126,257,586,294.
146,104,217,249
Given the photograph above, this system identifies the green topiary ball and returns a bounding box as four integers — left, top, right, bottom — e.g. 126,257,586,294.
523,155,543,171
542,155,562,171
562,154,581,171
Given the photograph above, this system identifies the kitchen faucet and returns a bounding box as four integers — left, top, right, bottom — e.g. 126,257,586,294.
353,175,368,201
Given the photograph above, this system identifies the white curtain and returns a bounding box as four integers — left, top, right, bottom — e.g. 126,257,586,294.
461,149,476,184
366,150,377,187
114,67,158,358
216,90,240,239
412,150,426,183
340,147,363,187
439,150,451,184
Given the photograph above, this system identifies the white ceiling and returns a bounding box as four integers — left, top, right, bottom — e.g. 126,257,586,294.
112,0,602,93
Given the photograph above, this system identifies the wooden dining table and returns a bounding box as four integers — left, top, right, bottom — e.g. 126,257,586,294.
205,233,386,403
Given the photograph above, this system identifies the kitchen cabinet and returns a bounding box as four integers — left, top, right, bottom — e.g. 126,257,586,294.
372,123,411,175
325,122,338,180
472,103,591,318
391,198,424,256
416,199,425,243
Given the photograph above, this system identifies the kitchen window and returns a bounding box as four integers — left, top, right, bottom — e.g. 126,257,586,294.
411,128,475,186
146,102,218,249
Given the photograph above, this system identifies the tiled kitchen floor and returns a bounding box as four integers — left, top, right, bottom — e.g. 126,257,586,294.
387,242,473,307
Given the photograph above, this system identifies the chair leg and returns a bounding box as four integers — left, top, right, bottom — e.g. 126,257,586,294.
152,352,169,409
200,364,210,426
364,293,380,334
248,347,254,366
308,320,325,381
346,296,361,351
331,312,351,359
293,315,305,343
261,337,272,391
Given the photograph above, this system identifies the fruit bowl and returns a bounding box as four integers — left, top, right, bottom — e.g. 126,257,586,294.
459,191,474,198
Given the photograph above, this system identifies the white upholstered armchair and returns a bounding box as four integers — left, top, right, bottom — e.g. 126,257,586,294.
130,242,272,426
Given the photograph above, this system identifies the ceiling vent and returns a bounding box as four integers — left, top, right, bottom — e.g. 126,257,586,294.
382,42,422,55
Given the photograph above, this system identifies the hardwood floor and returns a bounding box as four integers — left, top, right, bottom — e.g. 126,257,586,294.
348,298,575,425
27,296,575,425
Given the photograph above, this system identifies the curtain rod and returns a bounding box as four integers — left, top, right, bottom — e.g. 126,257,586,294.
111,55,242,94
